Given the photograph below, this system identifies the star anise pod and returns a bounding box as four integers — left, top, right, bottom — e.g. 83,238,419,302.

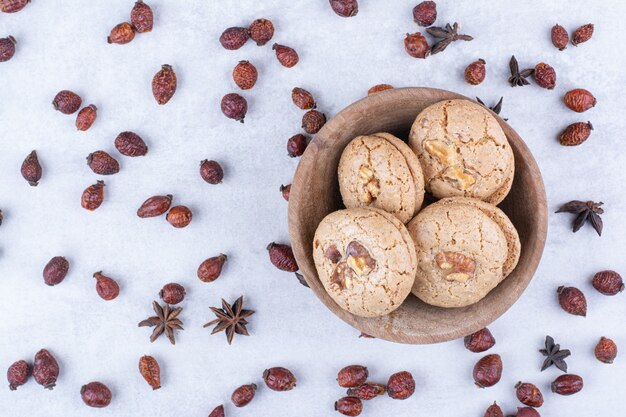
476,97,508,121
556,200,604,236
295,272,309,288
204,296,254,344
540,335,571,372
426,22,473,55
138,301,184,345
508,55,534,87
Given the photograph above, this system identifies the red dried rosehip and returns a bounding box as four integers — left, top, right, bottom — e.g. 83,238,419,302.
465,59,486,85
387,371,415,400
473,354,502,388
559,121,593,146
137,195,172,218
404,32,430,58
302,110,326,134
280,184,291,201
81,381,112,408
287,133,309,157
198,254,227,282
533,63,556,89
220,27,249,50
107,22,135,45
516,407,541,417
413,1,437,26
21,150,42,186
249,18,274,46
87,151,120,175
263,367,297,391
208,405,225,417
94,271,120,301
43,256,69,286
557,286,587,316
152,64,177,105
7,360,31,390
138,355,161,390
267,242,298,272
595,337,617,364
75,105,98,131
231,383,256,407
159,282,185,305
232,61,258,90
329,0,359,18
33,349,59,389
464,328,496,352
564,88,596,113
272,43,299,68
368,84,393,95
166,205,192,228
1,0,29,13
221,93,248,122
292,87,316,110
53,90,82,114
515,381,544,407
335,396,363,416
131,0,153,33
0,35,16,62
346,383,385,400
484,402,504,417
81,180,105,211
200,160,224,184
572,23,594,46
551,374,583,395
592,270,624,295
551,24,569,50
337,365,368,388
115,131,148,157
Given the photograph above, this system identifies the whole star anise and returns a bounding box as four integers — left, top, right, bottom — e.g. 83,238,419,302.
426,22,473,55
556,200,604,236
138,301,184,345
476,97,507,121
540,335,571,372
508,56,534,87
204,296,254,344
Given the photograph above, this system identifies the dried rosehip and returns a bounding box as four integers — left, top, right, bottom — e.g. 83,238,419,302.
473,354,502,388
115,131,148,157
280,184,291,201
200,160,224,184
515,382,544,407
551,24,569,50
368,84,393,95
551,374,583,395
413,1,437,26
533,63,556,89
7,360,31,390
94,271,120,301
564,88,596,113
287,133,308,157
43,256,69,286
160,282,185,305
595,337,617,364
337,365,368,388
107,22,135,44
221,93,247,122
559,121,593,146
572,23,594,46
137,195,172,218
33,349,59,389
0,209,3,226
267,242,298,272
81,381,112,408
152,64,177,105
233,61,258,90
198,254,227,282
516,407,540,417
21,150,42,186
75,105,97,131
231,383,256,407
272,43,299,68
0,0,29,13
131,0,153,33
346,383,385,400
81,180,105,211
53,90,82,114
484,402,504,417
292,87,316,110
557,286,587,316
208,405,225,417
592,270,624,295
0,36,16,62
87,151,120,175
335,396,362,416
387,371,415,400
249,18,274,46
464,328,496,353
329,0,359,18
302,110,326,134
166,205,192,228
138,355,161,389
404,32,430,58
220,27,249,50
263,367,297,391
465,59,486,85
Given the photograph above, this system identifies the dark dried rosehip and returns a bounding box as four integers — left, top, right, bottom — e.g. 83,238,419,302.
557,286,587,316
233,61,258,90
81,180,105,211
533,63,556,89
0,36,16,62
152,64,177,105
368,84,393,95
267,242,298,272
87,151,120,175
200,160,224,184
551,374,583,395
387,371,415,400
292,87,316,110
404,32,430,58
337,365,368,388
465,59,486,85
81,381,112,408
564,88,596,113
329,0,359,18
7,360,31,390
33,349,59,389
595,337,617,364
221,93,248,122
0,209,3,226
592,270,624,295
76,105,98,131
272,43,299,68
413,1,437,26
231,383,256,407
551,24,569,50
131,0,153,33
302,110,326,134
159,282,185,305
473,354,502,388
346,383,385,400
335,396,362,416
464,328,496,353
515,381,544,407
208,405,225,417
249,18,274,46
137,195,172,218
287,133,309,157
166,205,192,228
0,0,29,13
107,22,135,44
280,184,291,201
138,355,161,390
484,402,504,417
559,121,593,146
94,271,120,301
220,27,249,50
198,254,227,282
572,23,594,46
43,256,69,286
115,131,148,157
263,367,297,391
516,407,541,417
53,90,82,114
21,150,42,186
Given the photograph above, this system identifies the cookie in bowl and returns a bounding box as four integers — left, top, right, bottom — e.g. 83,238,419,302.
313,207,417,317
338,133,425,224
408,99,514,204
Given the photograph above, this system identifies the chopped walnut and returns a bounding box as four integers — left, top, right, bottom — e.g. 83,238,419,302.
435,252,476,282
442,166,477,191
358,165,380,203
424,140,456,164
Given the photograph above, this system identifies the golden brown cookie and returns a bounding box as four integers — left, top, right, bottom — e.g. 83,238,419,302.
338,133,425,224
408,99,514,204
313,207,417,317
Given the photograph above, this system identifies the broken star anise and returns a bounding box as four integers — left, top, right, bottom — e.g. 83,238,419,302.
508,56,534,87
204,296,254,345
476,97,507,121
426,22,473,55
540,335,571,372
295,272,310,288
556,200,604,236
138,301,184,345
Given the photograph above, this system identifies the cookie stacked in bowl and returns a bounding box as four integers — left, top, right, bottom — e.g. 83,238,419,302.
312,99,520,317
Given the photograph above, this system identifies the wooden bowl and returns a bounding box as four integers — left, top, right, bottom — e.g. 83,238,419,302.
288,87,547,344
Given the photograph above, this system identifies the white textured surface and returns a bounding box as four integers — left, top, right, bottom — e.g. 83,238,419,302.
1,1,624,416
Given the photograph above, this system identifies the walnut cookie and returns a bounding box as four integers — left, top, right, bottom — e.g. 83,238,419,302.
313,207,417,317
338,133,425,224
408,99,514,204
